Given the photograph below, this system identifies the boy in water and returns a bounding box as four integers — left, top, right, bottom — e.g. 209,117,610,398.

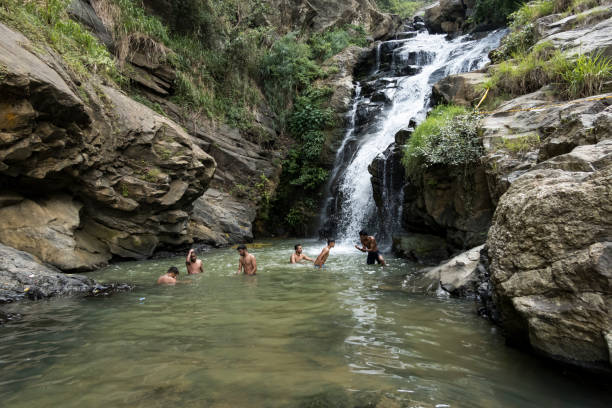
157,266,180,285
355,230,386,266
314,239,335,268
237,244,257,275
290,244,314,264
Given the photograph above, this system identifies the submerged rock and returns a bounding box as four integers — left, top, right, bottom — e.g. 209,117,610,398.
486,140,612,372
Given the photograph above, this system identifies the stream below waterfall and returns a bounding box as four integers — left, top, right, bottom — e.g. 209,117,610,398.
1,240,610,407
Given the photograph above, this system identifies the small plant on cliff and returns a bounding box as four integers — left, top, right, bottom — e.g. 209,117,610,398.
308,25,369,61
375,0,426,18
403,105,484,176
558,52,612,98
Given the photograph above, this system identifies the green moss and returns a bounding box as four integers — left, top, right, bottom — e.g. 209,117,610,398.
497,133,541,155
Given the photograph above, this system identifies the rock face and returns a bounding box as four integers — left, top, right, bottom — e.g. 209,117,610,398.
487,140,612,371
432,72,487,107
481,90,612,204
424,0,469,34
0,243,95,303
401,163,495,249
0,23,216,270
266,0,401,39
392,233,452,265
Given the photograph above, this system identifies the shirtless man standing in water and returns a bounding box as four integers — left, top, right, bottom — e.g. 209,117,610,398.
290,244,314,264
314,239,335,268
186,249,204,274
237,244,257,275
355,230,386,266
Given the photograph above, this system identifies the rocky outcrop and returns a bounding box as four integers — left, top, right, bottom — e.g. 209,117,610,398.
481,89,612,204
266,0,401,39
486,140,612,372
422,244,485,297
431,72,487,107
401,163,495,249
424,0,469,34
1,243,92,303
0,23,216,270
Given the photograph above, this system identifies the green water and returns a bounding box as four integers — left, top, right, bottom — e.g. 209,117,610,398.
1,240,610,407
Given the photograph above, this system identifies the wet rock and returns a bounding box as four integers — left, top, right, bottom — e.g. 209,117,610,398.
395,31,417,40
486,139,612,372
394,64,422,77
392,233,452,265
356,102,384,126
0,243,95,303
402,164,495,249
0,310,21,325
423,245,485,297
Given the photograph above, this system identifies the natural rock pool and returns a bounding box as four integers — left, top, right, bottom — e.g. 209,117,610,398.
1,240,610,407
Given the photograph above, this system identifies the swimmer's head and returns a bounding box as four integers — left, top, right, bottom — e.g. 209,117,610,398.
359,230,368,237
237,244,247,256
327,239,335,248
295,244,302,254
167,266,179,277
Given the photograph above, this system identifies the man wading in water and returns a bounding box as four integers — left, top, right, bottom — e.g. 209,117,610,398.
355,230,386,266
186,249,204,274
290,244,314,264
237,244,257,275
314,239,335,268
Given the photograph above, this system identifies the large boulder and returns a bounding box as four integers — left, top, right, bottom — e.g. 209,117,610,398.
0,23,216,270
424,0,466,34
432,72,487,107
487,140,612,372
424,245,485,297
0,243,95,303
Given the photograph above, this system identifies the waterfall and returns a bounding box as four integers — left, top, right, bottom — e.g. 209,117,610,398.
320,28,507,245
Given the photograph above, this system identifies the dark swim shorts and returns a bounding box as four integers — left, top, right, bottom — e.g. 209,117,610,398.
367,251,381,265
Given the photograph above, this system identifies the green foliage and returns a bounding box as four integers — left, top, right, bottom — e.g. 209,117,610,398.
308,25,369,61
0,0,119,80
402,106,483,176
559,52,612,98
260,32,324,117
375,0,426,18
487,44,612,98
472,0,527,26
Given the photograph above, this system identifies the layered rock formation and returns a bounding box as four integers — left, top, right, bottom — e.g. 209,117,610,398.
487,140,611,371
0,23,216,270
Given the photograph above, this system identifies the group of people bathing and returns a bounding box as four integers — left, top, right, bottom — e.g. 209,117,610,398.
157,230,385,285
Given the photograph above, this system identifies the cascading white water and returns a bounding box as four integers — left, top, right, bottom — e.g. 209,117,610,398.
326,29,507,244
